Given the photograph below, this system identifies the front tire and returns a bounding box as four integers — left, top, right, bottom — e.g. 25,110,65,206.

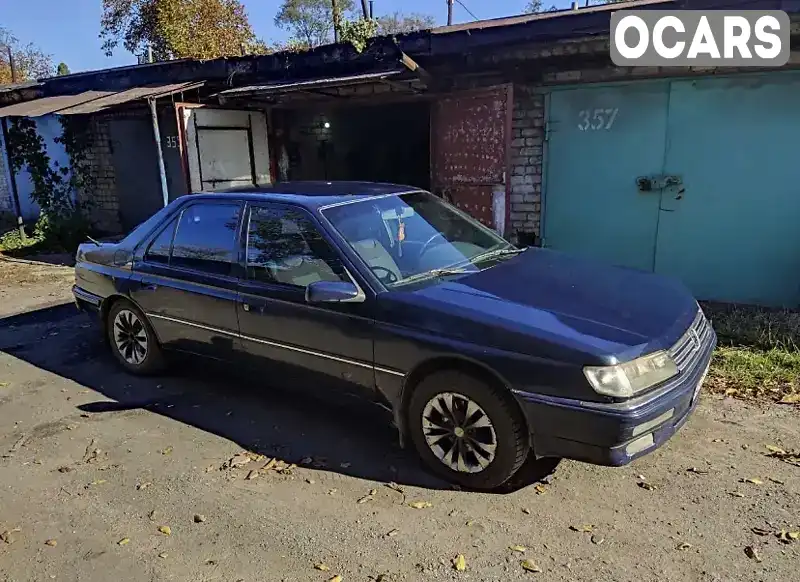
407,370,529,490
106,299,165,375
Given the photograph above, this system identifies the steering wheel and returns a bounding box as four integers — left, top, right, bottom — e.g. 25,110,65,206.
419,232,447,258
370,265,399,285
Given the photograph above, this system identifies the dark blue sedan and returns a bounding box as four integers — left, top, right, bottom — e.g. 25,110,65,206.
72,181,716,490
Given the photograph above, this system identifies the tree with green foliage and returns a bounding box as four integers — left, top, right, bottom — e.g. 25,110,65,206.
100,0,267,61
375,12,436,35
56,62,71,76
274,0,356,49
0,27,54,84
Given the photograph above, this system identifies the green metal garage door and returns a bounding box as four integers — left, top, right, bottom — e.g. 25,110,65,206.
543,71,800,307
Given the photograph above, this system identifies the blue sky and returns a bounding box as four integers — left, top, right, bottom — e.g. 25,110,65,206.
1,0,573,73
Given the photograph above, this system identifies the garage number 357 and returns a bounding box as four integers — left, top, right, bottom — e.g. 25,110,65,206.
577,108,619,131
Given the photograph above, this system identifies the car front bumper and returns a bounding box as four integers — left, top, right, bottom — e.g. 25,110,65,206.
515,329,717,467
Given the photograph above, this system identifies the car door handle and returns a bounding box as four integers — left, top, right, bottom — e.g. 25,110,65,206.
141,283,158,291
242,303,250,312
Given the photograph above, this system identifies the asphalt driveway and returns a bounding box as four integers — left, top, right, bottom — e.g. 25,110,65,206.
0,258,798,581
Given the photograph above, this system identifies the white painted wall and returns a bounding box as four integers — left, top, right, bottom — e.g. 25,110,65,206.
180,107,271,192
13,114,74,220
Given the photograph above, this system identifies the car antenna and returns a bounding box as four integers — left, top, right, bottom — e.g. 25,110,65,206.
85,235,102,247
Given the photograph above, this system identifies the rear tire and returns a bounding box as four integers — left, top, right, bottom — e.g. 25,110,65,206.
106,299,165,375
407,370,529,491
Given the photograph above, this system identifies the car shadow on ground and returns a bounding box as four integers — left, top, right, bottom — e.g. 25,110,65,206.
0,303,558,494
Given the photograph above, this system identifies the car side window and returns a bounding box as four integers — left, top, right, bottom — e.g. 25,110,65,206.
246,206,347,288
170,203,241,276
144,217,178,265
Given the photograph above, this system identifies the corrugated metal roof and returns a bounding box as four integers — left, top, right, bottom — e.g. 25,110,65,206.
0,81,204,118
216,69,405,97
0,91,114,118
58,81,204,114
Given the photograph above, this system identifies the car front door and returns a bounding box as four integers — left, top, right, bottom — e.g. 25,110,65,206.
130,200,244,360
236,202,377,401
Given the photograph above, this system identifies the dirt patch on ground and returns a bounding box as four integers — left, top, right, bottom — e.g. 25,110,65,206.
0,255,75,318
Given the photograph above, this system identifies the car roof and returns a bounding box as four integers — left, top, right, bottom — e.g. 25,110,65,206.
190,181,425,209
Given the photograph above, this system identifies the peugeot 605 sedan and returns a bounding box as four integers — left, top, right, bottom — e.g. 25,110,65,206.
72,181,716,490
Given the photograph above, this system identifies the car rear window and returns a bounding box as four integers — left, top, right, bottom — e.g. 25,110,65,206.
168,203,241,275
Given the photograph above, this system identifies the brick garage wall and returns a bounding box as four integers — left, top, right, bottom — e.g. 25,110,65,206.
508,86,545,244
78,116,121,234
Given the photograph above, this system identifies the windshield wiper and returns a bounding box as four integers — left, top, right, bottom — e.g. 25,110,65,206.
395,267,471,287
471,247,526,264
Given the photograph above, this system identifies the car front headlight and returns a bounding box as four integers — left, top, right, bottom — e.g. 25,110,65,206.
584,351,678,398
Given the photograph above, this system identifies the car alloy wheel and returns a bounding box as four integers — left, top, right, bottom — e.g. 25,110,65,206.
112,308,148,365
421,392,498,474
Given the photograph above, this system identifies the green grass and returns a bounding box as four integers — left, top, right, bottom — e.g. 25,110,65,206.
702,301,800,403
0,228,44,255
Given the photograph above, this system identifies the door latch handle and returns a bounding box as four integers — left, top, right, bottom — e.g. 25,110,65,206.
142,283,158,291
242,303,250,312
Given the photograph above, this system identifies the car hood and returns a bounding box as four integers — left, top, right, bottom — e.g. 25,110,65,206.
396,248,698,363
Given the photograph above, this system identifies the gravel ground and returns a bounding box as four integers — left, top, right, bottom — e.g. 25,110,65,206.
0,259,798,582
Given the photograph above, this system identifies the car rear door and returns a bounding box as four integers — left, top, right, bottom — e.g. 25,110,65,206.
235,202,377,401
129,200,244,360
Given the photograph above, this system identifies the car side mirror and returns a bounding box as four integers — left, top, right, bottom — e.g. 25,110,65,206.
305,280,363,304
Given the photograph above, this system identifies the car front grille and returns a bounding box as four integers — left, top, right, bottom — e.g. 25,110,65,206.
668,308,712,373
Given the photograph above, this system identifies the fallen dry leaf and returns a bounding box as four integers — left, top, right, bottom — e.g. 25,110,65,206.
768,477,785,485
728,491,746,498
385,482,404,493
638,481,656,491
687,467,709,474
534,484,546,494
789,532,800,540
591,535,605,545
765,445,786,454
357,489,378,504
509,545,526,553
204,465,215,473
1,528,20,544
315,563,331,572
569,525,594,533
57,466,73,473
744,546,762,562
778,393,800,404
521,508,531,515
676,542,692,550
148,510,157,521
160,447,173,455
452,554,467,572
520,558,542,573
245,470,259,481
261,458,278,472
44,538,57,547
157,526,171,536
408,501,432,509
327,489,337,495
386,529,399,537
194,514,206,523
742,478,764,485
117,538,130,546
751,527,771,536
136,482,152,491
158,552,168,559
328,576,342,582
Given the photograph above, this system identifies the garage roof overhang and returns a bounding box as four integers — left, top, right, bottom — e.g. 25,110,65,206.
214,53,429,106
0,81,205,118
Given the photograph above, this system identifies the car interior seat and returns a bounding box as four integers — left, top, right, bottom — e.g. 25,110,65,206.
270,218,340,287
340,213,403,283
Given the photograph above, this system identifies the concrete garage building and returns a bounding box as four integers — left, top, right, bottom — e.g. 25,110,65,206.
1,0,799,307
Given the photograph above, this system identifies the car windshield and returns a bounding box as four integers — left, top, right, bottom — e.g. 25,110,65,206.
320,191,519,288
